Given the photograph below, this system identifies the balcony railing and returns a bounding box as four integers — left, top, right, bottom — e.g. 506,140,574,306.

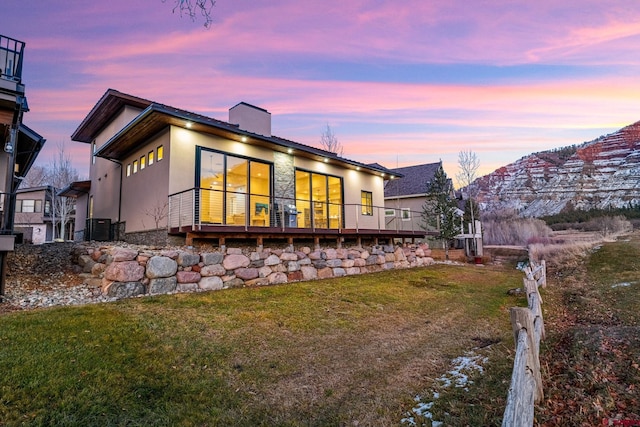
0,35,25,82
168,188,427,235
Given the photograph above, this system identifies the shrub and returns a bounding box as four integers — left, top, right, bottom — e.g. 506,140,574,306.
482,213,552,246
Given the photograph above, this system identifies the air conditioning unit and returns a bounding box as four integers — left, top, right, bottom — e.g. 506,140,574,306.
86,218,111,241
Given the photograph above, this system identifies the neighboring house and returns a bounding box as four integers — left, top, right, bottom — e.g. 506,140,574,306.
70,89,425,246
58,180,90,241
383,162,453,233
14,186,54,244
14,185,78,243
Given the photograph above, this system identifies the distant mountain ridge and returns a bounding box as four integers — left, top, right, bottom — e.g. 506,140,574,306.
474,120,640,217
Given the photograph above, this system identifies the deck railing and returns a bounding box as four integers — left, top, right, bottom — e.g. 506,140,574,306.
0,35,25,82
168,188,426,234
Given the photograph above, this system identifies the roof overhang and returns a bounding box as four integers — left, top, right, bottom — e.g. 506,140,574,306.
57,180,91,198
71,89,152,143
16,123,45,178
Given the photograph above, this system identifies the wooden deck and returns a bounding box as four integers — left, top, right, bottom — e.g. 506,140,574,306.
169,225,430,247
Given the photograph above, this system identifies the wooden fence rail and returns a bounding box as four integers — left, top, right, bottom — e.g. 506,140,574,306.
502,259,547,427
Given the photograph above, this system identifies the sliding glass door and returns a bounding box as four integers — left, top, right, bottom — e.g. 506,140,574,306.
198,148,271,226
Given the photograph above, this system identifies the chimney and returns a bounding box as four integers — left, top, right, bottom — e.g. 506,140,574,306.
229,102,271,137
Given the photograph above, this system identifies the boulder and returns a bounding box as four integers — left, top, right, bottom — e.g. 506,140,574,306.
200,264,226,277
105,281,145,298
235,268,259,281
149,277,177,294
104,261,145,282
223,254,250,270
111,247,138,262
177,252,200,267
202,252,224,265
146,256,178,279
176,270,201,283
301,266,318,280
198,276,224,291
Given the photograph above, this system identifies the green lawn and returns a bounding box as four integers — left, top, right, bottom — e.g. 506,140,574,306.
0,264,523,426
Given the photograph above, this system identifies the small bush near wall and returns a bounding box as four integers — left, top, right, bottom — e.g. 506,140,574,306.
72,242,435,300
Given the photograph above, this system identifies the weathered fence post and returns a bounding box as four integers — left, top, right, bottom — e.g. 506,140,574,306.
502,260,547,426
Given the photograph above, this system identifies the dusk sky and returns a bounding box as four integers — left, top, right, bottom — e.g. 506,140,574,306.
3,1,640,185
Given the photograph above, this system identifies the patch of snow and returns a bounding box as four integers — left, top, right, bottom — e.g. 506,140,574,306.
611,281,635,288
401,350,488,426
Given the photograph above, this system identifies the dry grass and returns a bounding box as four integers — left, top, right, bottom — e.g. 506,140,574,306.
534,231,640,425
0,264,522,426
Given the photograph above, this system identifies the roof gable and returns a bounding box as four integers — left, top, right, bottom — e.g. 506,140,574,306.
384,162,442,198
71,89,153,143
78,89,400,179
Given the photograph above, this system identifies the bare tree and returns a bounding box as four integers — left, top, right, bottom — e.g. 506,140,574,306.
20,165,48,189
456,149,480,239
48,144,80,240
163,0,216,28
320,123,344,156
143,199,170,229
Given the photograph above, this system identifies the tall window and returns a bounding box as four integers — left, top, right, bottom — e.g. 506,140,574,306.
157,145,164,161
361,191,373,216
198,147,271,226
140,155,146,170
148,150,154,165
295,170,343,228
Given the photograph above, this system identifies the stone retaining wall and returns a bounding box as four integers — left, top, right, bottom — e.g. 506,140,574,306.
72,243,434,299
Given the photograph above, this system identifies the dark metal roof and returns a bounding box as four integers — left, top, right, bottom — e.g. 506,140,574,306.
384,162,442,198
16,123,45,182
76,89,399,178
57,180,91,198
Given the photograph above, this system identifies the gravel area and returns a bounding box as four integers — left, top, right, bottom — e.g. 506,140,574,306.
0,243,115,314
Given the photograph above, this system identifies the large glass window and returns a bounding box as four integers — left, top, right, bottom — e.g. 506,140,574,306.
200,151,224,224
361,191,373,216
16,199,41,213
198,148,271,226
295,170,343,229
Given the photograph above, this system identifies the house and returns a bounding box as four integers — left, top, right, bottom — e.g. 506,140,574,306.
0,34,46,297
14,186,55,243
57,180,90,241
383,162,450,233
70,89,426,247
384,162,482,256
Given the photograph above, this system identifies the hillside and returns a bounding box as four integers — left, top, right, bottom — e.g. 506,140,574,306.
474,121,640,217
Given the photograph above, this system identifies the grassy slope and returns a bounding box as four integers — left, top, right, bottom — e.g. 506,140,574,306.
537,235,640,425
0,264,522,427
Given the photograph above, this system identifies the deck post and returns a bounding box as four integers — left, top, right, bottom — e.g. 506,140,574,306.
314,236,320,250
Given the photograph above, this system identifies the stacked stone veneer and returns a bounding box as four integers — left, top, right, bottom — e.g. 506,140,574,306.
73,243,434,299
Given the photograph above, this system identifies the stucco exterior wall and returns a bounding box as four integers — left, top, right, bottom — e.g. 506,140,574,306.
90,106,144,222
120,130,171,232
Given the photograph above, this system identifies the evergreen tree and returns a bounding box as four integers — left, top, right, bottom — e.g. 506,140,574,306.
422,165,460,260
